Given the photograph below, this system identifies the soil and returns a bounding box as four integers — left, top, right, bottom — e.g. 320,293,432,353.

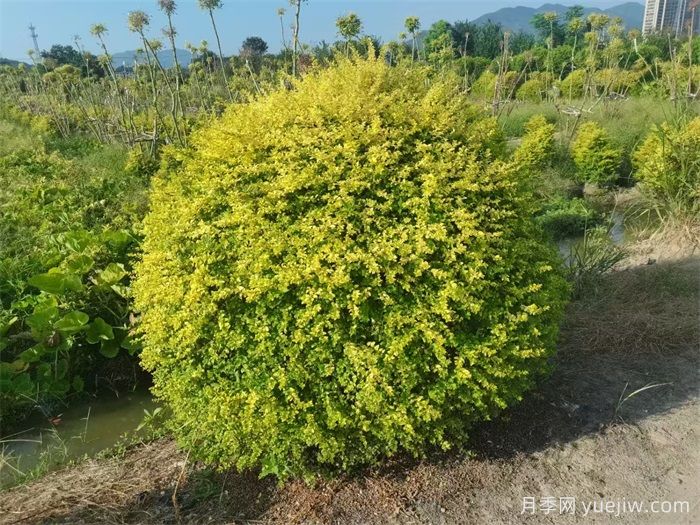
1,240,698,525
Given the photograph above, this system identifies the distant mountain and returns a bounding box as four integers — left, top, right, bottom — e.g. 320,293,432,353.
472,2,644,33
110,48,193,70
0,57,29,67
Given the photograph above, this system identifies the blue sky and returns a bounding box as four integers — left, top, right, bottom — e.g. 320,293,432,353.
1,0,629,61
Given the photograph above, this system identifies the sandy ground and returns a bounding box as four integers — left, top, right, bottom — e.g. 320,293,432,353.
1,239,698,525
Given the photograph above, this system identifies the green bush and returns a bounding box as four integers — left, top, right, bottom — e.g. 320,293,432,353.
536,197,601,239
571,122,622,186
633,117,700,213
0,136,146,426
516,73,553,102
134,58,569,480
470,69,497,98
513,114,556,172
558,69,587,99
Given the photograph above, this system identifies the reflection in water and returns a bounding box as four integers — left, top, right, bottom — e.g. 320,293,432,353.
1,389,155,487
558,210,628,264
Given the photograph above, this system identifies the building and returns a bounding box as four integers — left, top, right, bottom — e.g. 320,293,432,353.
643,0,700,36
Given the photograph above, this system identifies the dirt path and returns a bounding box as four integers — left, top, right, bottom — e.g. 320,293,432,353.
1,252,698,525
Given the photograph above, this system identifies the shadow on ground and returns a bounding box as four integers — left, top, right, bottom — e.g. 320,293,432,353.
3,257,698,525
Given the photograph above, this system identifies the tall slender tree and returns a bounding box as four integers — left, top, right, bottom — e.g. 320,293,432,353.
158,0,186,138
198,0,232,99
336,13,362,56
289,0,307,76
404,16,421,62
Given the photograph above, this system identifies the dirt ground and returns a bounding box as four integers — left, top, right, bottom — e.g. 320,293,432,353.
1,237,698,525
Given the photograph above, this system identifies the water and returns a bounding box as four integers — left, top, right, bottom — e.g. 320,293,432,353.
0,389,156,487
557,209,628,262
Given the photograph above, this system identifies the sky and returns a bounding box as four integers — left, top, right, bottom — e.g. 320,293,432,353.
1,0,631,62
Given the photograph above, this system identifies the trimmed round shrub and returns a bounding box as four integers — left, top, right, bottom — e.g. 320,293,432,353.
633,117,700,209
516,73,554,102
513,115,556,171
134,58,569,479
470,69,497,98
558,69,587,99
571,122,622,186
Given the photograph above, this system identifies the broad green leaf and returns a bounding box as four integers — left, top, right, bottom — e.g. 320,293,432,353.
63,229,93,252
99,339,120,358
37,362,52,380
102,229,132,248
72,376,85,392
11,373,34,395
19,345,44,364
86,317,114,344
0,316,18,337
66,254,94,275
27,303,59,334
47,378,70,395
28,271,83,294
110,284,129,298
120,333,141,355
0,362,16,380
55,358,69,379
54,311,89,334
95,263,127,287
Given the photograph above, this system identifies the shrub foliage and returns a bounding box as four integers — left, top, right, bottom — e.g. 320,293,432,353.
0,136,146,425
571,121,622,186
134,58,569,479
633,117,700,211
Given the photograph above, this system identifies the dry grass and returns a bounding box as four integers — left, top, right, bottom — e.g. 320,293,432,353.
562,257,699,354
0,440,183,525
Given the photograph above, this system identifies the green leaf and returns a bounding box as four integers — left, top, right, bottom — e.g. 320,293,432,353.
102,229,132,248
99,339,120,358
259,456,280,478
27,303,59,334
0,362,16,380
0,316,18,337
54,311,89,334
86,317,115,344
55,358,69,379
63,229,94,252
95,263,127,287
47,378,70,395
37,362,52,380
11,373,34,396
72,376,85,392
66,254,94,275
120,333,141,355
19,345,44,364
28,271,83,294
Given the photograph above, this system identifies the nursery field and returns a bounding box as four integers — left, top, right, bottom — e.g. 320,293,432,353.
1,2,699,523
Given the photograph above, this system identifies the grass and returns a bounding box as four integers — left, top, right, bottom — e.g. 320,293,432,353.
0,120,43,155
499,98,697,148
563,247,699,354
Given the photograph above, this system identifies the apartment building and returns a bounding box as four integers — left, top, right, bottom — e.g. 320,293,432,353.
643,0,699,36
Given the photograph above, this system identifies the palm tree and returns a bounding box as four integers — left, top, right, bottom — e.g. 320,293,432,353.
158,0,186,139
404,16,420,63
128,10,183,145
90,23,134,144
336,13,362,56
198,0,232,99
158,1,183,83
277,7,288,51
